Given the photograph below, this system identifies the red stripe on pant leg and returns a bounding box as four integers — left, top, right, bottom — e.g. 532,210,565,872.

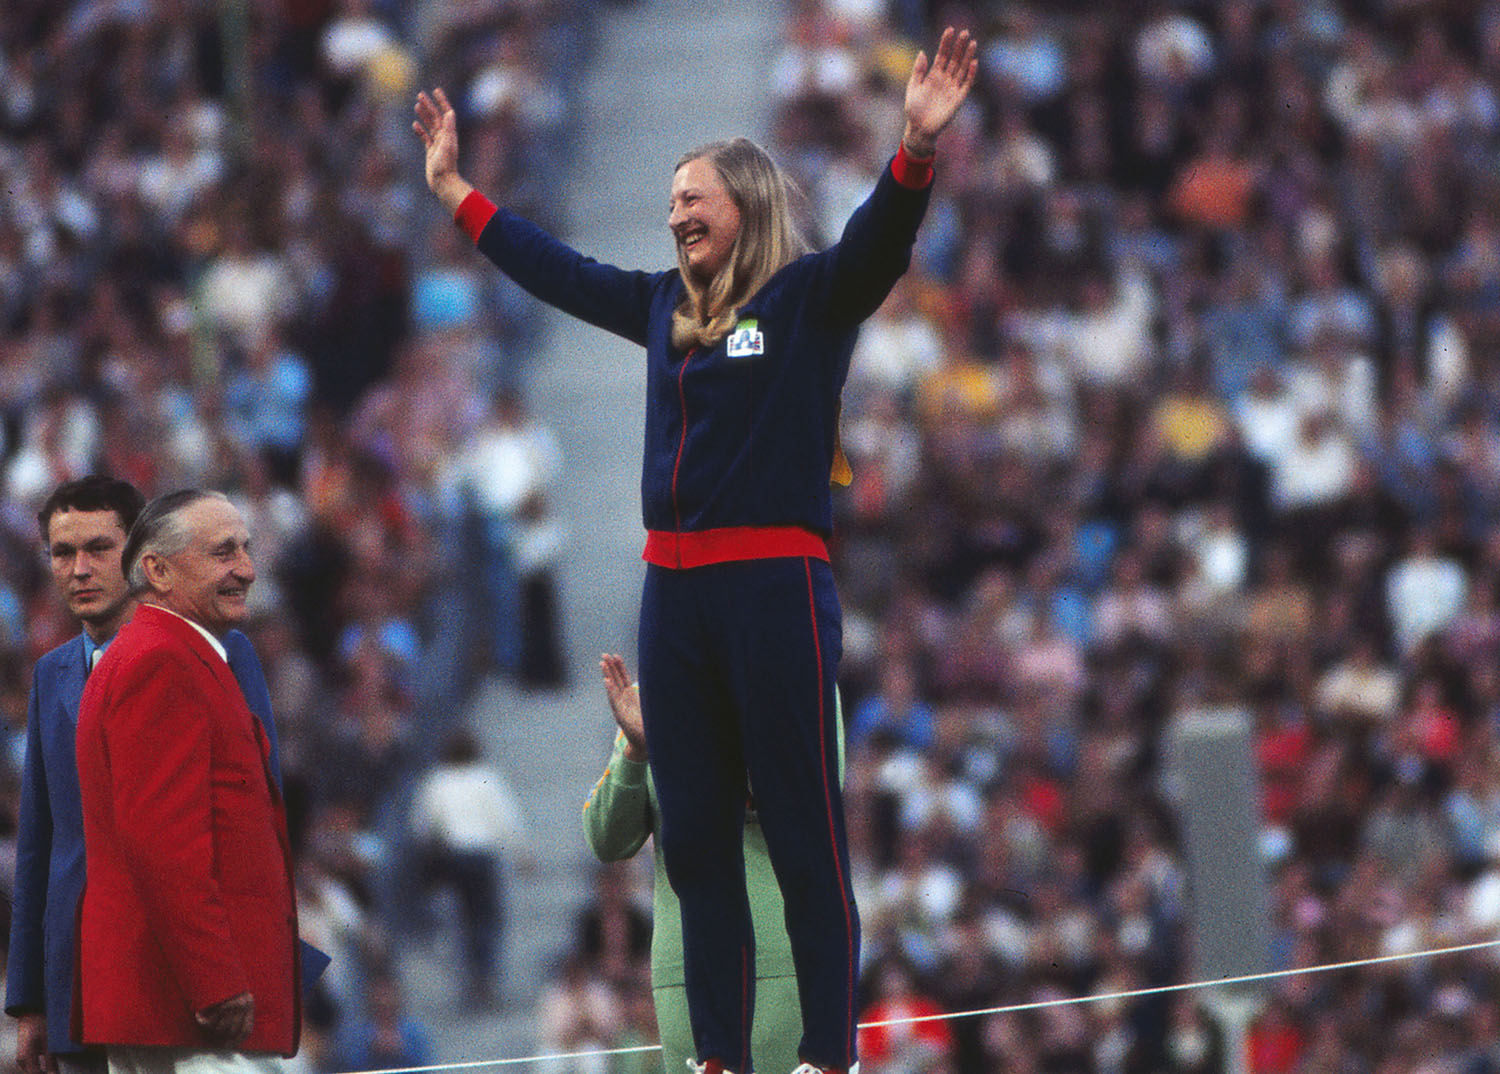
805,557,855,1065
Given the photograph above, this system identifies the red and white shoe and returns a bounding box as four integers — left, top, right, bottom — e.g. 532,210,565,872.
687,1059,741,1074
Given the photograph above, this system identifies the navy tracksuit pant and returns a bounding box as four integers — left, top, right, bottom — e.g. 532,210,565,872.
639,556,858,1073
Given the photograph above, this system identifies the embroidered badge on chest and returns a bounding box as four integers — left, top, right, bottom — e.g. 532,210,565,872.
725,318,765,359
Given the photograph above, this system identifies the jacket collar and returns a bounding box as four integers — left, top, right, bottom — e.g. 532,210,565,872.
131,605,243,702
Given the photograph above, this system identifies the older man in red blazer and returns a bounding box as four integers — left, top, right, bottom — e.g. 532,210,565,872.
75,489,298,1074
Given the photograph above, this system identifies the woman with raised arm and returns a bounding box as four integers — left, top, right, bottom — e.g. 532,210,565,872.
414,28,976,1074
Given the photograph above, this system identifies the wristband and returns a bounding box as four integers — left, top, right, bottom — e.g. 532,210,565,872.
891,141,935,189
454,190,498,244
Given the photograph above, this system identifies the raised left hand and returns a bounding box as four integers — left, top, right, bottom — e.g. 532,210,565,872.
902,26,979,158
413,87,474,213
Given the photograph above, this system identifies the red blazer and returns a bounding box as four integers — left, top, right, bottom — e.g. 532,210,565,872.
74,605,299,1055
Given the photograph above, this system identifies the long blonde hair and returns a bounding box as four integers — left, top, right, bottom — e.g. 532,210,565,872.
670,138,810,351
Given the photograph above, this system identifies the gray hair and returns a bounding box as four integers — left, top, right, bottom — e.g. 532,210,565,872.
122,489,232,592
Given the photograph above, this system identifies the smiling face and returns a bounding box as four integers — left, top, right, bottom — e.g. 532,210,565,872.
669,156,742,283
46,508,134,641
142,497,256,635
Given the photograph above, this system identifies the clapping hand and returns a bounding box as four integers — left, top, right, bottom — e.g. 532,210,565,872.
600,653,647,761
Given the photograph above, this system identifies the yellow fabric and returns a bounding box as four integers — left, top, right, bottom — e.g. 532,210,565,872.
919,361,1002,425
831,437,853,486
831,400,852,486
1154,396,1230,461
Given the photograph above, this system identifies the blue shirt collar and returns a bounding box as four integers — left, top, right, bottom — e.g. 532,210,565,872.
82,632,114,672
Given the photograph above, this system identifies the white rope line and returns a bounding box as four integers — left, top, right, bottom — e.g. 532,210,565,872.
337,937,1500,1074
857,936,1500,1028
337,1038,666,1074
337,1042,668,1072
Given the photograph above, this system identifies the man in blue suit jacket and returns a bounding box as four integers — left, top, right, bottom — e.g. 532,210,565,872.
4,477,286,1074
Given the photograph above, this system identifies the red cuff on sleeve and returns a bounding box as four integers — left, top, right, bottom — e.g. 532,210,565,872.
454,190,498,244
891,142,935,190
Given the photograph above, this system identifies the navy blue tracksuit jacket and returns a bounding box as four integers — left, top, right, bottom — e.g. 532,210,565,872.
457,153,932,1073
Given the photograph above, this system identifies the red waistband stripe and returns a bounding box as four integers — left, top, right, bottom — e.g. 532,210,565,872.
642,526,829,569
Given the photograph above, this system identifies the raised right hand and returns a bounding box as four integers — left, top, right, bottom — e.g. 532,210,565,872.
902,26,979,158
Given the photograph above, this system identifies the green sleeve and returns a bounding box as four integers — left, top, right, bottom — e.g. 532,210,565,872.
581,731,653,861
836,686,846,785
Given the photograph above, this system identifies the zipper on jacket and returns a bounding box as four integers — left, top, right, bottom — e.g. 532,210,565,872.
669,347,696,568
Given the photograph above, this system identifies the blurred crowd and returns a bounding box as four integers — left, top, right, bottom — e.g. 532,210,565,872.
772,1,1500,1072
0,0,579,1067
434,1,1500,1072
14,0,1500,1072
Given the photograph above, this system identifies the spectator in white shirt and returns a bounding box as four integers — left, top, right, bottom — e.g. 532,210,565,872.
1315,635,1402,728
409,728,531,1007
1272,411,1359,512
1386,528,1468,656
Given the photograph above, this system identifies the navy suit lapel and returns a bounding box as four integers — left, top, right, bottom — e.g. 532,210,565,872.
53,636,87,727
